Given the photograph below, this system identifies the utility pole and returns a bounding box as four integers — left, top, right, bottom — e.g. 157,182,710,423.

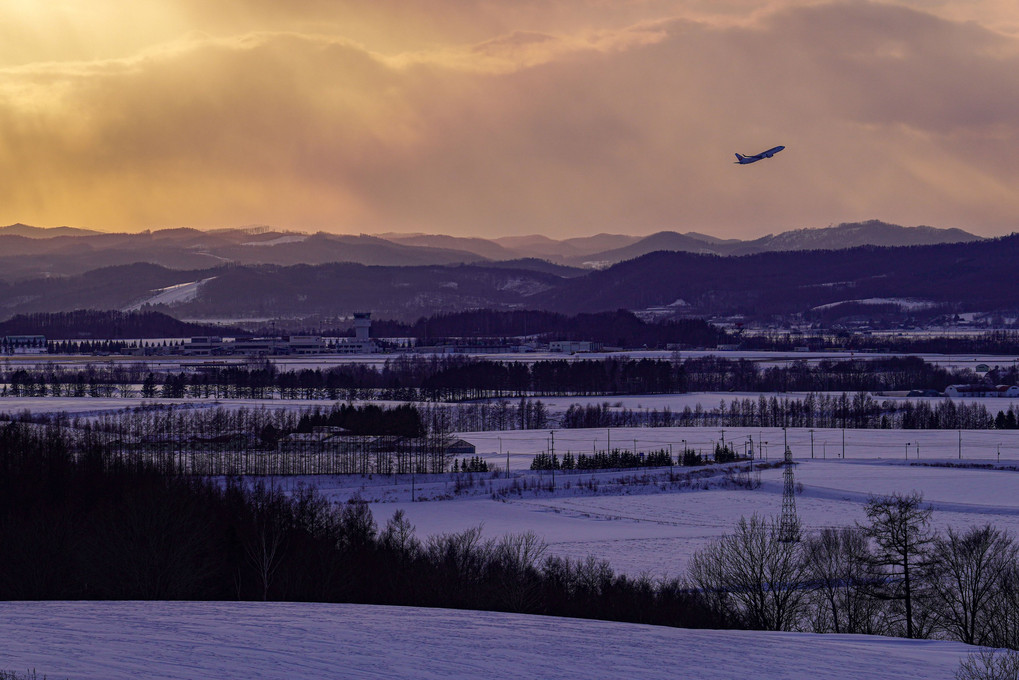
550,430,555,491
842,427,846,459
959,429,962,459
809,429,814,459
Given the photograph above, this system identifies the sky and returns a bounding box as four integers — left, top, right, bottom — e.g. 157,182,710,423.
1,1,1018,239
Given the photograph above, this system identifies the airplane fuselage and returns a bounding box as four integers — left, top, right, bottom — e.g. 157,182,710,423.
735,145,785,164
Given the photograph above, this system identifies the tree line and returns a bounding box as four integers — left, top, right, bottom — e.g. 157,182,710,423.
0,354,986,401
0,309,242,339
0,404,460,476
559,393,1007,431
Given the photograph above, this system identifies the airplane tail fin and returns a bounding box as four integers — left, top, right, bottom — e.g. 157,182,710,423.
734,153,746,163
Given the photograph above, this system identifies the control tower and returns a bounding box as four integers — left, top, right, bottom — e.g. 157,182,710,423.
353,312,371,341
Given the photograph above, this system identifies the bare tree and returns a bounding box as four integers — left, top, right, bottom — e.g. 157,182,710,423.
689,514,809,631
493,532,548,612
929,524,1017,645
380,509,420,559
861,492,934,639
955,647,1019,680
803,526,884,634
243,482,291,601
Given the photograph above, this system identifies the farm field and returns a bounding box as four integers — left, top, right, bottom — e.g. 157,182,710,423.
0,601,972,680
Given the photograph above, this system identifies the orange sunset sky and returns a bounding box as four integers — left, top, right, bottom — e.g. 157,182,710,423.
2,0,1018,239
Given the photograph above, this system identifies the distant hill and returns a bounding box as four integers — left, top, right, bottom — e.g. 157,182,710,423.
533,235,1019,318
0,228,491,281
572,221,984,264
0,223,101,238
377,233,518,260
572,231,726,266
491,233,642,260
733,220,982,254
0,261,566,321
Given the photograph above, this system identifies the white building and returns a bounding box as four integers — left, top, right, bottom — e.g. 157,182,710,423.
550,341,598,354
944,384,1019,398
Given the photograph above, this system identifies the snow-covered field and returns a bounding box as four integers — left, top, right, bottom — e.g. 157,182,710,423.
0,602,973,680
333,455,1019,577
250,424,1019,578
460,425,1019,464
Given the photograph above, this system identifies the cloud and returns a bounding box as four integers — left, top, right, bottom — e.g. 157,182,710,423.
0,1,1018,236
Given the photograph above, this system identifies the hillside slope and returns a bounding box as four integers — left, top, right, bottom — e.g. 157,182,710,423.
0,602,971,680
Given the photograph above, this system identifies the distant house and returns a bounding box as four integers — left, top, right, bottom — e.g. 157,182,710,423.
444,438,477,456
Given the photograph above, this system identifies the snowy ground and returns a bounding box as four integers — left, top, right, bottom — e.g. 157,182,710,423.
122,277,217,311
0,602,973,680
254,424,1019,578
297,425,1019,577
320,455,1017,577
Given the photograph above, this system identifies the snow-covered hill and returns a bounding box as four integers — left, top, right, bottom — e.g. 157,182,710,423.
0,602,972,680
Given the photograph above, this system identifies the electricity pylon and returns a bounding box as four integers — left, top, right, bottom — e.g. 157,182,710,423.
779,445,800,543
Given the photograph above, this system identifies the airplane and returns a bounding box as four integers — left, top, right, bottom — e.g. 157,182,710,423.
734,145,785,164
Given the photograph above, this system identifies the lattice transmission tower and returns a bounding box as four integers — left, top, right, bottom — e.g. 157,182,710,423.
778,444,800,543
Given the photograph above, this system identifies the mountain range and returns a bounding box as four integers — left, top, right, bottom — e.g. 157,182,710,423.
0,220,983,282
0,231,1016,324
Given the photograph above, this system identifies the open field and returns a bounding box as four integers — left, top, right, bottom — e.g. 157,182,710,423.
233,424,1019,578
0,602,972,680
